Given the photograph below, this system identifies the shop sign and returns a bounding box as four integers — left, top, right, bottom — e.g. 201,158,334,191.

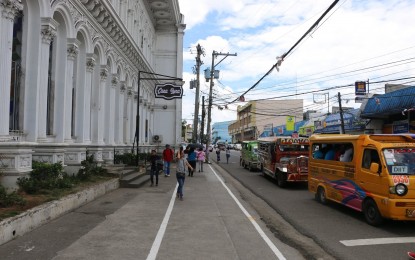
154,83,183,100
393,120,409,133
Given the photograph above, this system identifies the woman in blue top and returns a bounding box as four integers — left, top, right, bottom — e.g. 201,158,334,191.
187,147,197,177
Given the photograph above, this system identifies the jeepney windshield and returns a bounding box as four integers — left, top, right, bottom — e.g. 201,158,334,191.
253,147,258,154
383,148,415,175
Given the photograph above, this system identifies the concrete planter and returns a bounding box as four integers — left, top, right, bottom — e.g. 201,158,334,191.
0,178,119,246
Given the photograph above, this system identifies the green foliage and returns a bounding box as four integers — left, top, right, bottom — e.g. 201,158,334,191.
0,185,26,208
114,152,137,165
114,152,149,166
17,161,73,194
76,153,109,181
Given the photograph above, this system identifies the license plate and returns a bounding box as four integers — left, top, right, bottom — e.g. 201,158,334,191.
406,209,415,218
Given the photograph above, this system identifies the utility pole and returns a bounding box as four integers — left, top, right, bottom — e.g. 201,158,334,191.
338,92,346,134
200,95,205,144
192,44,204,143
206,51,237,160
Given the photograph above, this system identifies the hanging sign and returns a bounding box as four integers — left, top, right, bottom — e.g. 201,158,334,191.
154,83,183,100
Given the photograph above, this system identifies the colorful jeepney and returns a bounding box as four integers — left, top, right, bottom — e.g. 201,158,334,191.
308,134,415,225
258,136,310,187
240,141,260,171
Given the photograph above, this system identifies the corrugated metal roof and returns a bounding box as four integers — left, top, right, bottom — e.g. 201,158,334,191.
361,86,415,118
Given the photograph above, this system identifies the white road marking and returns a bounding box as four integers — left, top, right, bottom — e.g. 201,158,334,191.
340,237,415,246
146,183,179,260
209,164,287,260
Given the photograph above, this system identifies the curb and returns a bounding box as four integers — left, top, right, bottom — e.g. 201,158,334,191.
0,178,119,246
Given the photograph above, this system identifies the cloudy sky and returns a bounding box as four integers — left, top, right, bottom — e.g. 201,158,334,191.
177,0,415,126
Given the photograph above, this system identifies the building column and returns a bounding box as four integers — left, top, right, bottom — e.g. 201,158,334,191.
125,87,132,144
150,101,155,142
105,74,117,145
37,18,58,142
0,0,22,139
116,82,126,144
77,54,95,143
139,97,145,145
64,40,79,143
113,80,121,145
132,92,138,145
97,66,108,145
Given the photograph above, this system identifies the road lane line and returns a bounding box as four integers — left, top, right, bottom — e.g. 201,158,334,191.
340,237,415,246
209,164,287,260
146,183,179,260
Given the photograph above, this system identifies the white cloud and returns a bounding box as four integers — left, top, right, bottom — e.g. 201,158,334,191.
179,0,415,126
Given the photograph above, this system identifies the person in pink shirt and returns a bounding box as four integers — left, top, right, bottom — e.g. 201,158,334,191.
196,147,206,172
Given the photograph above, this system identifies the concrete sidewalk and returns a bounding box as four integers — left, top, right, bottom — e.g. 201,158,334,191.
0,162,305,260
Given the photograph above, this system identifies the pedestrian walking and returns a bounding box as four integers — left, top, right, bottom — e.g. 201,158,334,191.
162,144,174,177
197,147,205,172
175,147,193,201
226,146,231,164
187,147,197,177
216,147,221,162
149,150,161,186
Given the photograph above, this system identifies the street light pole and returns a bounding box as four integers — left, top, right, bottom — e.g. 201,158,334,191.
135,71,183,166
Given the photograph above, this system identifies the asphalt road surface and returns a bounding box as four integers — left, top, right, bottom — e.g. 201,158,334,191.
215,149,415,260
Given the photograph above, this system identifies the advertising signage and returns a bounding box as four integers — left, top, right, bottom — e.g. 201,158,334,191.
355,81,367,95
154,83,183,100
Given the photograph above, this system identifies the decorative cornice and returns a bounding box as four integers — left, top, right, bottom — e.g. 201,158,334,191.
0,0,23,21
67,44,79,59
86,56,96,72
120,82,126,94
100,67,108,81
127,87,133,98
40,18,59,44
111,75,119,86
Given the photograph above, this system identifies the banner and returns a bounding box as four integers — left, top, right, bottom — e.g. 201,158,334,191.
286,116,295,131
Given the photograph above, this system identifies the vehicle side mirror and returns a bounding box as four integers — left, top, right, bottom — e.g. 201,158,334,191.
370,162,380,174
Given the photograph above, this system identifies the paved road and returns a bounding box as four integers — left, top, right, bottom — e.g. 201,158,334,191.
0,160,317,259
218,149,415,260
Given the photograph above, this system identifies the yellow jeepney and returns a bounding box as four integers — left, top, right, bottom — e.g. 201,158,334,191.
308,134,415,225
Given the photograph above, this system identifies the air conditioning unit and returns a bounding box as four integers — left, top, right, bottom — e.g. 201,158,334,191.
152,135,163,142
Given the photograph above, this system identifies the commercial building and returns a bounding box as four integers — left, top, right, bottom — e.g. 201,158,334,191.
229,99,303,142
212,121,233,144
0,0,184,189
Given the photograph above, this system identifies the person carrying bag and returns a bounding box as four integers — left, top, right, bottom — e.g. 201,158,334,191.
175,147,193,201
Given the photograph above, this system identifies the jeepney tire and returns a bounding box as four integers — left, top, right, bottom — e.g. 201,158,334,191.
316,186,327,205
363,199,384,226
276,171,287,188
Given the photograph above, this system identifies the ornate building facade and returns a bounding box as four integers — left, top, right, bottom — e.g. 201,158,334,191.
0,0,185,189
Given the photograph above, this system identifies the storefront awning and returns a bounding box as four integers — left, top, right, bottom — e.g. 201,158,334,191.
361,86,415,119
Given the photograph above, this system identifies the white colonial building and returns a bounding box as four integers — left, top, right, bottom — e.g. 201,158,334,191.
0,0,185,189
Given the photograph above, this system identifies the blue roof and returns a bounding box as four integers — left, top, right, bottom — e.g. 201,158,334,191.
361,86,415,118
325,108,359,122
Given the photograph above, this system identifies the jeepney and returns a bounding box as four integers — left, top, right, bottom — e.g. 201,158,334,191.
309,134,415,225
240,141,260,171
258,136,309,187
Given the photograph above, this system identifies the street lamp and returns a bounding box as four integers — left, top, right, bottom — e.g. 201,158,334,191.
135,70,184,166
